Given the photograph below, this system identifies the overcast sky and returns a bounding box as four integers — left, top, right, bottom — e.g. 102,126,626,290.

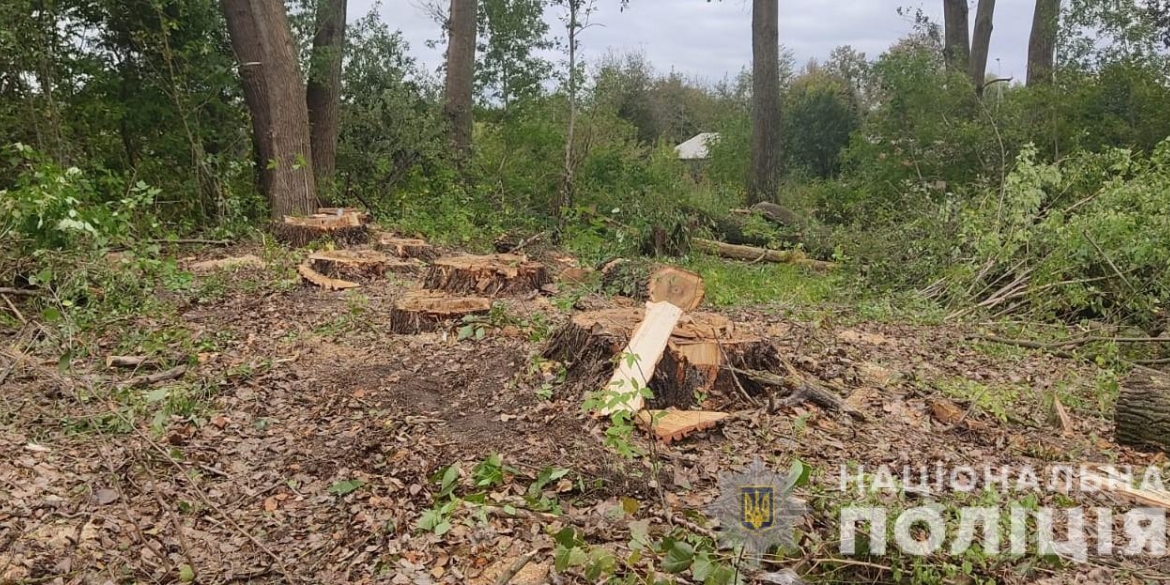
362,0,1035,84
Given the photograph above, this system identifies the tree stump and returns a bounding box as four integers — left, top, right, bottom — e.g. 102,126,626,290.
298,262,359,291
307,249,416,280
388,290,491,334
272,210,369,247
424,254,550,295
1115,367,1170,452
542,308,778,409
375,233,437,261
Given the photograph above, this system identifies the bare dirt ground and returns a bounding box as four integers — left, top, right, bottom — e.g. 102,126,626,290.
2,244,1168,584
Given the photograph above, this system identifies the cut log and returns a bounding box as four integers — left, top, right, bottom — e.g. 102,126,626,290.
543,308,778,410
648,266,704,311
423,254,550,296
105,356,151,369
596,301,684,416
636,410,730,444
375,233,438,261
1115,367,1170,452
729,366,868,421
297,262,359,291
388,290,492,334
307,249,417,280
272,210,370,247
692,238,836,271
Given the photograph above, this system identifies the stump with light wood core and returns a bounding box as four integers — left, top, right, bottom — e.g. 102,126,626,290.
424,254,550,296
307,249,419,280
388,290,492,334
273,209,370,247
600,261,705,310
375,233,437,261
542,308,778,409
1115,367,1170,452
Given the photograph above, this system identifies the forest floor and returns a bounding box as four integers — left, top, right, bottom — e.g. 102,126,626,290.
2,239,1168,585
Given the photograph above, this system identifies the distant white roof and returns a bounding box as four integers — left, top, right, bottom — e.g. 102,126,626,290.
674,132,720,160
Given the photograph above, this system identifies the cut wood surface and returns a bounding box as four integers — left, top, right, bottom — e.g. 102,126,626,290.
543,307,776,409
597,301,683,416
297,262,359,291
692,238,835,271
388,290,492,334
190,254,265,273
105,356,151,369
647,266,705,311
1115,367,1170,452
424,254,550,295
273,210,370,247
308,249,399,280
637,410,729,443
375,233,438,260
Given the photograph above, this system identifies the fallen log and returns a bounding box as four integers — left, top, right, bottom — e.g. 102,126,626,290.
543,308,778,409
424,254,550,296
692,239,836,271
388,290,492,334
119,365,186,388
596,301,683,416
727,366,867,421
105,356,152,369
1115,367,1170,452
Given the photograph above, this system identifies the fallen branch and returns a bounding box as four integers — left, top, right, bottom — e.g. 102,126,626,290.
0,287,38,297
106,355,151,369
119,365,186,388
726,366,867,421
146,238,232,246
692,239,835,271
496,551,537,585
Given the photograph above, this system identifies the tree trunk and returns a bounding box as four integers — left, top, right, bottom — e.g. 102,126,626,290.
943,0,971,74
221,0,318,218
1115,367,1170,452
444,0,477,159
969,0,996,95
306,0,347,202
747,0,781,205
1027,0,1061,87
556,0,580,235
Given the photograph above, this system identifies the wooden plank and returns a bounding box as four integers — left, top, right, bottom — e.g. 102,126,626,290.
596,301,683,416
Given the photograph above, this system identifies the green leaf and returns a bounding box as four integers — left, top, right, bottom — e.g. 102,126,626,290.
178,564,195,582
786,459,812,491
662,540,694,573
327,479,363,495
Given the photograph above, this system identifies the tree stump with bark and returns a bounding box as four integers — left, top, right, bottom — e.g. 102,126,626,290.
1115,367,1170,452
388,290,491,334
600,261,705,310
424,254,550,296
308,249,418,280
375,233,437,261
542,308,778,409
273,209,369,247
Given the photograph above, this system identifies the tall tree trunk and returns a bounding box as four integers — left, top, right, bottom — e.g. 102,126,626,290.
221,0,318,218
444,0,477,160
556,0,580,235
943,0,971,73
969,0,996,95
306,0,347,203
747,0,781,205
1027,0,1061,87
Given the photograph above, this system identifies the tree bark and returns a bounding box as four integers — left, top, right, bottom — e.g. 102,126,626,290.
306,0,347,201
1027,0,1061,87
747,0,782,205
1115,367,1170,452
943,0,971,74
444,0,477,159
969,0,996,95
221,0,318,218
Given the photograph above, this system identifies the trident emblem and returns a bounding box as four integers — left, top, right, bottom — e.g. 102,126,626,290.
739,486,775,530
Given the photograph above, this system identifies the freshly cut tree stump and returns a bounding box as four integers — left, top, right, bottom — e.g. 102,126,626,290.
424,254,550,296
308,249,393,280
543,308,777,409
375,233,438,261
600,262,705,310
1115,367,1170,452
273,210,370,247
389,290,491,334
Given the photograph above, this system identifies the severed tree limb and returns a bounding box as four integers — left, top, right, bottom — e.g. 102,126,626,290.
0,287,38,297
118,365,186,388
726,366,867,421
495,551,538,585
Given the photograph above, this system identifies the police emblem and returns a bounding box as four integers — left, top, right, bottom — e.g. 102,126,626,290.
708,458,806,562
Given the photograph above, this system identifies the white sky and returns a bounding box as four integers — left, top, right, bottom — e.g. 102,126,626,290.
363,0,1035,84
